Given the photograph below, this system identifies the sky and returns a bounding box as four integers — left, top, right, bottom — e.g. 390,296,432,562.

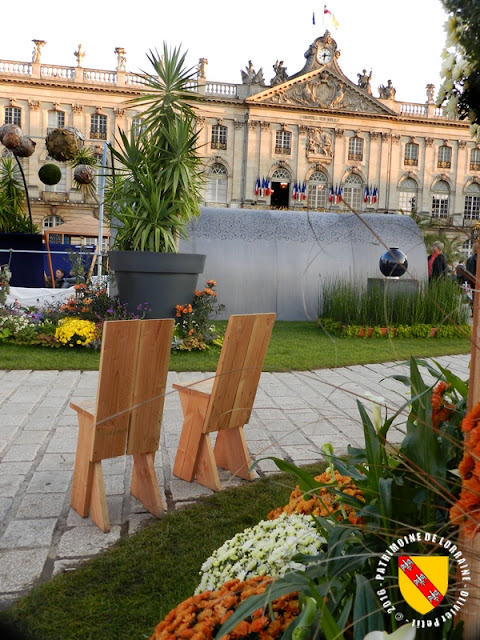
1,0,449,104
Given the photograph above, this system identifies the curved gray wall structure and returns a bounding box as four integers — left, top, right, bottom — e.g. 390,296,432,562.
180,207,427,321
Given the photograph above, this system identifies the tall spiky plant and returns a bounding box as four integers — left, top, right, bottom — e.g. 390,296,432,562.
0,156,37,233
105,44,204,253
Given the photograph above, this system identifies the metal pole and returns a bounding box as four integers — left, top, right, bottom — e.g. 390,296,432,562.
97,140,110,277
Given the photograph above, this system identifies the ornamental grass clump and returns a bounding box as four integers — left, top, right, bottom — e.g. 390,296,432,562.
150,576,299,640
195,513,325,594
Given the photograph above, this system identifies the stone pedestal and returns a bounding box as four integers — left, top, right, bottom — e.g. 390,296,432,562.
367,277,419,300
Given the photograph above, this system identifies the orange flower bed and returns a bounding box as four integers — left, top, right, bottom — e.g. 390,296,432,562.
450,401,480,537
267,469,365,525
149,576,298,640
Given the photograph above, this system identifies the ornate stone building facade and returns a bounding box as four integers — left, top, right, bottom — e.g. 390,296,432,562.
1,33,479,255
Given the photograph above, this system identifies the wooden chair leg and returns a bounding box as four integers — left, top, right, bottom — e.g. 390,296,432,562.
71,413,96,517
214,427,255,481
195,435,221,491
71,412,110,532
88,461,110,533
173,390,209,482
131,452,163,517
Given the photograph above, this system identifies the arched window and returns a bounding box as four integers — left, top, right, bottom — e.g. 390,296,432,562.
271,168,291,181
398,177,418,212
431,180,449,218
206,163,227,203
470,148,480,171
342,174,363,209
404,142,419,166
348,136,363,162
42,215,64,229
464,182,480,220
307,171,328,209
48,110,65,132
43,156,67,192
437,144,452,169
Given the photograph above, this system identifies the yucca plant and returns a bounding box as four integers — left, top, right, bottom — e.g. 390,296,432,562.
105,43,204,253
0,156,37,233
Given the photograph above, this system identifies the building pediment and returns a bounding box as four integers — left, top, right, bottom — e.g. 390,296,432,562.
246,67,396,115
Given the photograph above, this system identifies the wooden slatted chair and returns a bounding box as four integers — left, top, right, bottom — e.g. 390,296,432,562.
70,318,174,532
172,313,276,491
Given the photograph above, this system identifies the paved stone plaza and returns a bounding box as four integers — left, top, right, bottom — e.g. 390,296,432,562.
0,354,470,608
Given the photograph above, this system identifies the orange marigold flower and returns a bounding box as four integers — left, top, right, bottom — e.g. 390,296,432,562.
459,453,475,479
462,401,480,433
434,381,449,395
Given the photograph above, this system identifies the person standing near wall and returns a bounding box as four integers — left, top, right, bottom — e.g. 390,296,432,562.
427,241,448,280
466,245,478,310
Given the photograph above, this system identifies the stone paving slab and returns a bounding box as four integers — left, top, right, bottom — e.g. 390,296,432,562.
0,354,470,609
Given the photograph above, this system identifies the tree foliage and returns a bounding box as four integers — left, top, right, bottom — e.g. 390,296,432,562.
437,1,480,138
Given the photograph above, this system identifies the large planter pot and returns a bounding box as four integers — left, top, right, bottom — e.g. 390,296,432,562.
108,251,206,319
0,233,44,287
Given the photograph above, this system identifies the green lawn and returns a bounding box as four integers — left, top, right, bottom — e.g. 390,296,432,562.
0,467,321,640
0,321,471,372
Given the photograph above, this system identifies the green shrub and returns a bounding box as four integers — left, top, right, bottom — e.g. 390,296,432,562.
38,163,62,186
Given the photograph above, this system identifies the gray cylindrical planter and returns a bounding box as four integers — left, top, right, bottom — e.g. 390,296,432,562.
108,251,206,319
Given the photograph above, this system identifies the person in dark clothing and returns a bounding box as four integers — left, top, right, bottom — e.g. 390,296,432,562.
427,241,448,280
466,246,477,308
455,260,468,285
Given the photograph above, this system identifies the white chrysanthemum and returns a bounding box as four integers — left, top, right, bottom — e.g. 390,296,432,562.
195,513,326,594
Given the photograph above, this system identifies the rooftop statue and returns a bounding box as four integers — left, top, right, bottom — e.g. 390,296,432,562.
241,60,265,85
357,69,372,95
378,79,396,99
270,60,288,86
32,40,46,64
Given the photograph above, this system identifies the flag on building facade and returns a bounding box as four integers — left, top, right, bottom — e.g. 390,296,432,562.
301,182,307,200
324,5,339,28
329,185,334,203
255,178,260,196
364,185,369,203
292,182,298,200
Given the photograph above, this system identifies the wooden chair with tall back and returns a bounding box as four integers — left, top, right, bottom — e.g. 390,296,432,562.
70,318,174,532
172,313,276,491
